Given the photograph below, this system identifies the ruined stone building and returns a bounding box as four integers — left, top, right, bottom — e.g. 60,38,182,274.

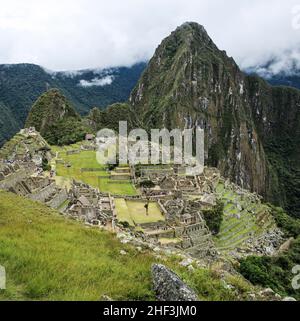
0,161,68,210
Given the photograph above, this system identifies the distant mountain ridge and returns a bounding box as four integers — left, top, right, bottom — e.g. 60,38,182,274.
0,62,146,146
245,63,300,90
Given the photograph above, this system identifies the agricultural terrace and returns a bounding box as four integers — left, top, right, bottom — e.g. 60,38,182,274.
52,144,137,196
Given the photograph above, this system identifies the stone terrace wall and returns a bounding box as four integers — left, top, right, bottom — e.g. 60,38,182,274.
28,182,57,203
0,168,30,190
47,188,68,209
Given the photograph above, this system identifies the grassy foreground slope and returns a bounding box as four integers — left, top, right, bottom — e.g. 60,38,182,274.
0,190,252,301
0,191,155,300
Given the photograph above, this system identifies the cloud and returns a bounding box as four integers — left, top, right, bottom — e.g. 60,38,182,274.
247,48,300,77
0,0,300,73
78,76,114,87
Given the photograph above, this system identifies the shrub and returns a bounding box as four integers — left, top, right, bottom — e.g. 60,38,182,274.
269,205,300,237
42,158,51,171
239,237,300,299
202,200,224,234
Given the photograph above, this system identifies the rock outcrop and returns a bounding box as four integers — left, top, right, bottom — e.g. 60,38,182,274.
151,264,198,301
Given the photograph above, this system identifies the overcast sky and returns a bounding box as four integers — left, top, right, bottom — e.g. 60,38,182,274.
0,0,300,73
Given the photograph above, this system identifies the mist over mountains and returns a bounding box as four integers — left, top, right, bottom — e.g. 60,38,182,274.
2,51,300,148
246,65,300,91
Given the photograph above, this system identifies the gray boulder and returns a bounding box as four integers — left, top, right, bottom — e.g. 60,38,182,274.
151,264,198,301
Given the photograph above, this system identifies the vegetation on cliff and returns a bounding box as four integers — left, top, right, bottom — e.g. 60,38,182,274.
87,102,137,133
246,76,300,218
239,206,300,299
239,238,300,300
0,102,19,146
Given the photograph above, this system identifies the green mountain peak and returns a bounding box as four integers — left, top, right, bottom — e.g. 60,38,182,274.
25,89,88,145
129,23,300,218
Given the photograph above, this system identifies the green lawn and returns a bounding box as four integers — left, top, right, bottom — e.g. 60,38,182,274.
54,176,72,190
159,238,181,245
0,190,250,301
53,148,137,196
115,199,165,225
114,199,135,226
51,142,83,154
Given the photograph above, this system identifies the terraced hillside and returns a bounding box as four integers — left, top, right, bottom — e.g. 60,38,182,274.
53,146,137,196
1,131,281,259
215,182,276,255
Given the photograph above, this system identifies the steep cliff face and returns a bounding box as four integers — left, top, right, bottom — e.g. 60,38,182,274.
130,22,267,196
0,101,19,146
247,76,300,217
129,22,300,217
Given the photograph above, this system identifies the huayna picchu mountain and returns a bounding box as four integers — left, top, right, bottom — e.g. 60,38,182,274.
129,22,300,218
25,89,89,146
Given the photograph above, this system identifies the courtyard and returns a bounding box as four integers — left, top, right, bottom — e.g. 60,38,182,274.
115,198,165,226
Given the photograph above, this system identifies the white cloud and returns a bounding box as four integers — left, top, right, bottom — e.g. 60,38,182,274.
248,48,300,77
0,0,300,73
57,70,85,78
78,75,114,87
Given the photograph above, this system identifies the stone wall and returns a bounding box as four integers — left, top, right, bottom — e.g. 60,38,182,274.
140,221,167,230
0,168,30,190
28,182,57,203
47,188,68,209
66,150,80,155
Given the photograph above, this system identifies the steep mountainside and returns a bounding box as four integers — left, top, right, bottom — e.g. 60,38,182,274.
129,22,300,217
0,101,19,146
247,76,300,217
25,89,89,145
130,22,268,196
0,62,146,146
